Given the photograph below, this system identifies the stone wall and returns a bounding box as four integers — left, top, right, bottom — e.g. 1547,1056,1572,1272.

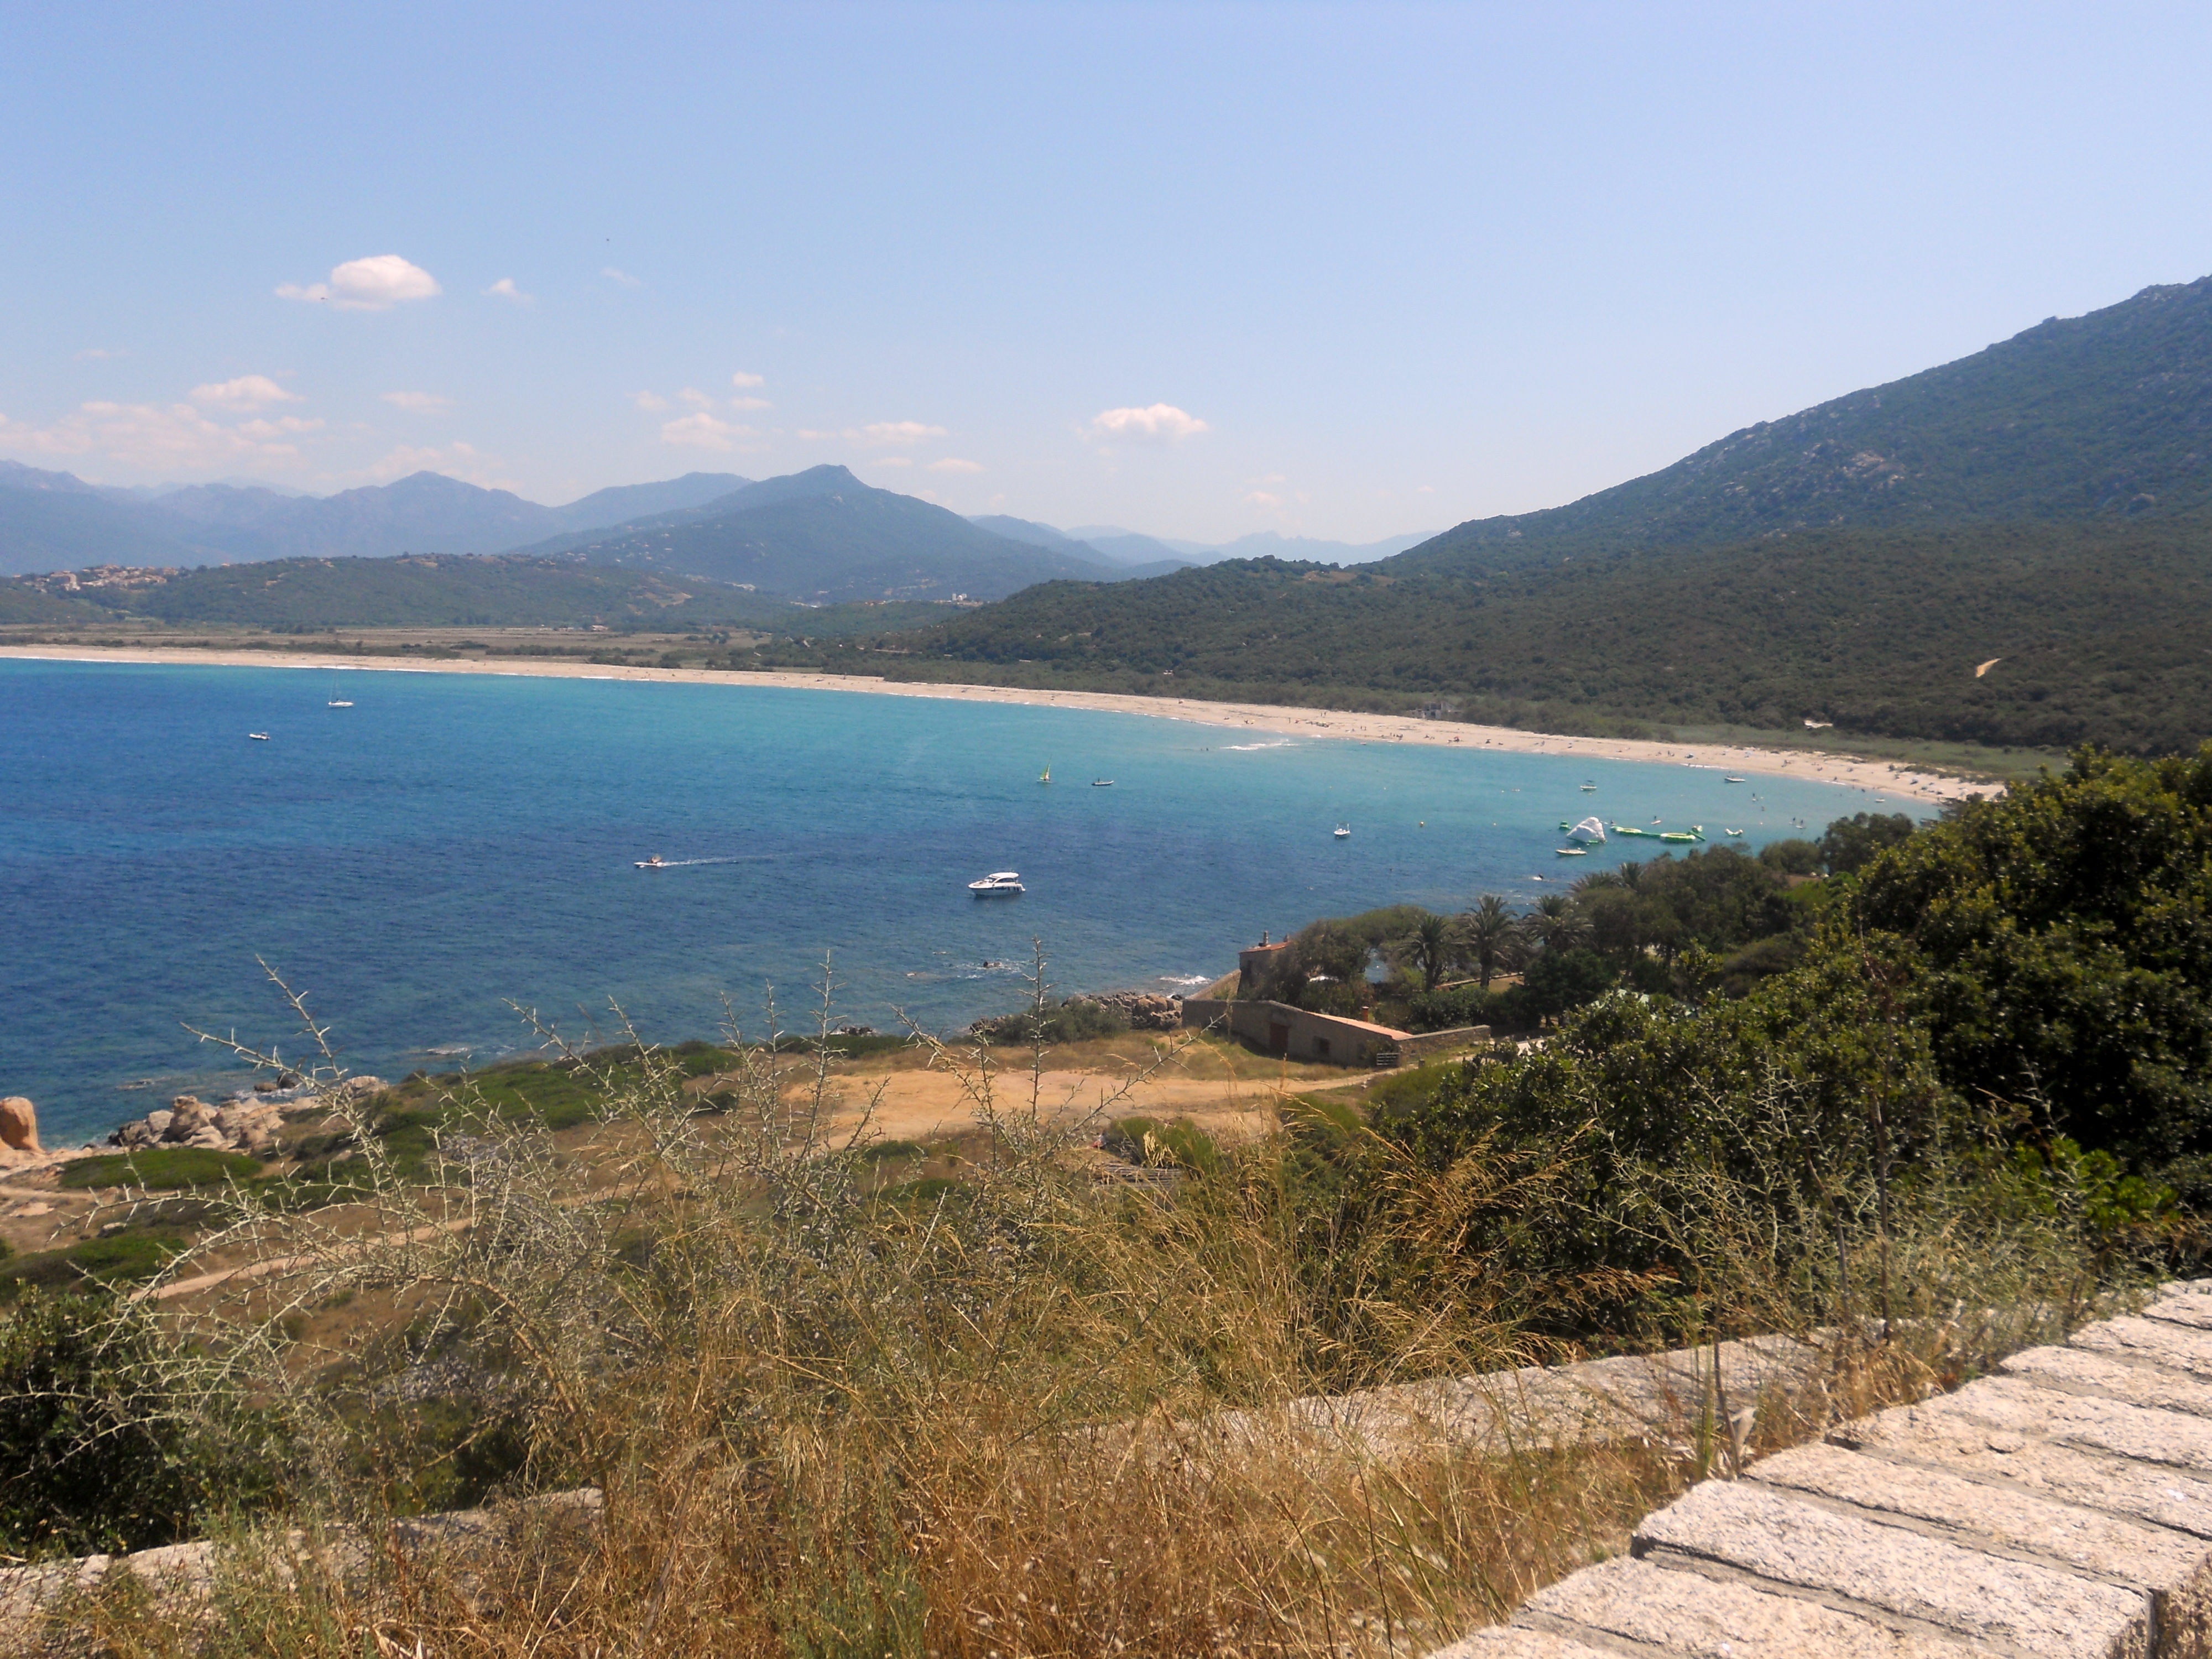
1432,1278,2212,1659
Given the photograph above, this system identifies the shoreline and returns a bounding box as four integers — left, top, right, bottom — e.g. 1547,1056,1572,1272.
0,644,1995,807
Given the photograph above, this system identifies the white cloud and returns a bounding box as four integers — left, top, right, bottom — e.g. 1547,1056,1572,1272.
483,277,533,305
602,266,641,288
630,390,670,413
75,347,126,361
1086,403,1208,444
189,374,301,411
1416,484,1435,494
381,391,452,413
0,401,320,469
278,254,441,311
1244,491,1282,508
731,371,765,389
928,457,984,474
677,387,714,409
730,396,771,411
660,412,763,451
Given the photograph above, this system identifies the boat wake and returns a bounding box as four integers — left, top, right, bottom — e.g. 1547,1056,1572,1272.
633,855,777,869
1223,739,1295,751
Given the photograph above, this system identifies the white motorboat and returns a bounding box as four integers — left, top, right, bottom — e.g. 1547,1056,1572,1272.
248,732,269,741
1333,823,1351,839
1092,779,1114,787
636,855,668,870
1554,846,1588,857
969,871,1025,896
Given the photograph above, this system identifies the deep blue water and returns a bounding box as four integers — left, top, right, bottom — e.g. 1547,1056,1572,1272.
0,660,1907,1145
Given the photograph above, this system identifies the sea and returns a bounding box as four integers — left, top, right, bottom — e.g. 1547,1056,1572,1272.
0,659,1913,1147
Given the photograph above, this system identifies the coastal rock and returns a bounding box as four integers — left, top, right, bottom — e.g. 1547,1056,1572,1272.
103,1074,386,1155
212,1103,279,1154
1085,990,1186,1031
163,1097,215,1142
0,1097,37,1155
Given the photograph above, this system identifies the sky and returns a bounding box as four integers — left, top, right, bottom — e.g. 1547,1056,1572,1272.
4,3,2211,542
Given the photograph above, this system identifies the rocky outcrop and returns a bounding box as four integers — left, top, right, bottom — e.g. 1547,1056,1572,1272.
0,1097,38,1160
106,1077,387,1158
1081,990,1185,1031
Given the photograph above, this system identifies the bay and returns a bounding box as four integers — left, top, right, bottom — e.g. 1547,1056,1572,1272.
0,659,1900,1146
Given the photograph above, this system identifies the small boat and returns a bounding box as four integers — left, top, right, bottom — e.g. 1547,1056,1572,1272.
327,699,354,708
635,855,668,870
1580,782,1597,792
1554,846,1588,857
969,870,1025,896
1092,779,1114,787
248,732,269,741
1725,828,1745,838
1333,823,1351,839
1724,775,1745,784
1038,766,1051,785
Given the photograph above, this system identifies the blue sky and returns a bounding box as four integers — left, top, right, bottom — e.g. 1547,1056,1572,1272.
4,2,2210,540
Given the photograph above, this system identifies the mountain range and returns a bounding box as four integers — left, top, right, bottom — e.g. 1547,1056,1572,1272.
786,275,2212,757
973,518,1437,571
9,274,2209,755
0,462,753,575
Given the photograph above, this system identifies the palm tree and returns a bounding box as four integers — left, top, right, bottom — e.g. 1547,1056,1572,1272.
1459,893,1519,990
1524,891,1590,956
1396,911,1456,993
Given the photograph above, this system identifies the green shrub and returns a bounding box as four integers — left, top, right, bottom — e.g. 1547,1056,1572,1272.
1103,1116,1220,1173
973,997,1131,1046
59,1147,263,1192
0,1234,189,1299
1759,838,1822,875
0,1292,289,1555
1819,811,1917,875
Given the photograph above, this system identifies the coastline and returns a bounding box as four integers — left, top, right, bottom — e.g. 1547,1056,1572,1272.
0,644,1995,807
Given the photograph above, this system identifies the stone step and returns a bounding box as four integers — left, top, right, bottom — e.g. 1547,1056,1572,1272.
1422,1281,2212,1658
1632,1479,2147,1657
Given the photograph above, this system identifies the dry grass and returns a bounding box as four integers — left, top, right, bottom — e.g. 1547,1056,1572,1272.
26,961,2145,1657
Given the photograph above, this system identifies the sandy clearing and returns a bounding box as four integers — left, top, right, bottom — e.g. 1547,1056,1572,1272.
0,644,1997,806
808,1061,1319,1146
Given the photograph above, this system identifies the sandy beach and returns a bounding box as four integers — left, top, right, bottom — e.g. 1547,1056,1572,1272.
0,644,1998,807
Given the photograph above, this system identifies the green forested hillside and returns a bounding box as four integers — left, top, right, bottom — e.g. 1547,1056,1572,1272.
4,555,792,629
797,515,2212,754
546,466,1114,601
1395,275,2212,572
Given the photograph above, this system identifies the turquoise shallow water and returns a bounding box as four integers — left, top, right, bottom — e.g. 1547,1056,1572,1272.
1,660,1908,1145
